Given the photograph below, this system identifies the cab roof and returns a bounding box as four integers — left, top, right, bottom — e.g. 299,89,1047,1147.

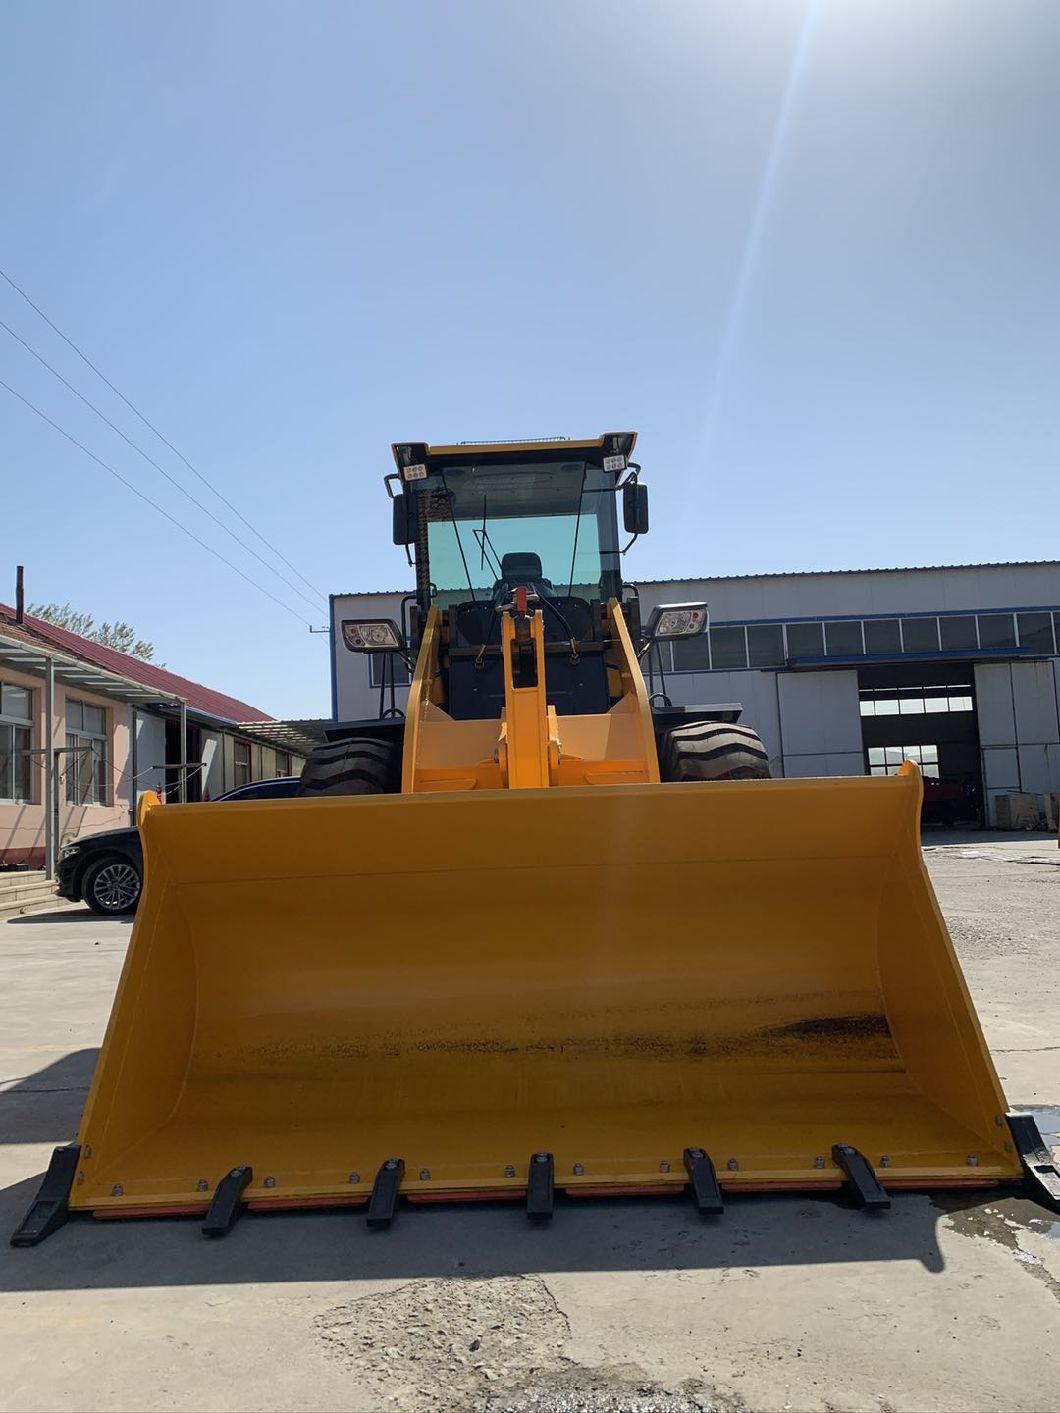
391,431,636,473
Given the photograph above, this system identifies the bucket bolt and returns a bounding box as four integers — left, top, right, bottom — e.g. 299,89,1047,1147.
196,1179,209,1192
967,1155,979,1167
419,1169,431,1181
264,1176,276,1188
111,1184,124,1197
505,1165,516,1178
572,1163,585,1176
726,1158,739,1172
659,1161,671,1174
814,1155,827,1169
348,1172,360,1185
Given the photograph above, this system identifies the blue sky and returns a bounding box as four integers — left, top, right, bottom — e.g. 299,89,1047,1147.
3,1,1057,719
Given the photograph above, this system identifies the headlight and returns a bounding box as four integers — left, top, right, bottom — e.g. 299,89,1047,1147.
341,618,404,652
647,602,709,641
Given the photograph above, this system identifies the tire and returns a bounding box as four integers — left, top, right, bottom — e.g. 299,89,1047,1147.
661,720,771,783
297,737,400,797
83,855,142,915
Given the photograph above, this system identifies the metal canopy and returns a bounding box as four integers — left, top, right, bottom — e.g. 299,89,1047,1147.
0,634,185,710
235,719,330,755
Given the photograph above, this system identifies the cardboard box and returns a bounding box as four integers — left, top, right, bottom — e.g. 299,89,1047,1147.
994,793,1041,830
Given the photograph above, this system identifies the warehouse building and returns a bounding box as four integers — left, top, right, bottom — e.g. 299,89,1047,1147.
330,560,1060,827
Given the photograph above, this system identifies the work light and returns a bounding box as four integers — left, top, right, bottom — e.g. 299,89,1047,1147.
341,619,403,652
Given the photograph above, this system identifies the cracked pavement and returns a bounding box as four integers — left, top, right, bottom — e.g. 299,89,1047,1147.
0,833,1058,1412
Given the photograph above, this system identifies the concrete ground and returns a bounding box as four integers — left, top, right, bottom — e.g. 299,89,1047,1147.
1,833,1058,1413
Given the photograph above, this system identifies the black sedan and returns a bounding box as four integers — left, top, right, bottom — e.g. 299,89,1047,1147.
57,777,301,916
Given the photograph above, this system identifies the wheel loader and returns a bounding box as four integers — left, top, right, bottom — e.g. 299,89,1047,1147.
13,432,1059,1244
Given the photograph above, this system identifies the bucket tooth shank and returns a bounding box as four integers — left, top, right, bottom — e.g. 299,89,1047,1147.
202,1164,253,1237
10,1145,80,1248
683,1147,723,1215
832,1144,889,1211
1007,1113,1060,1210
367,1159,405,1228
527,1152,554,1221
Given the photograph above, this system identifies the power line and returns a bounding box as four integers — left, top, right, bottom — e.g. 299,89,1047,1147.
0,265,325,600
1,375,315,629
0,316,324,616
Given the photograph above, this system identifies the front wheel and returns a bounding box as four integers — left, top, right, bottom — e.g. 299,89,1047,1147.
297,737,401,797
83,855,142,915
661,720,771,782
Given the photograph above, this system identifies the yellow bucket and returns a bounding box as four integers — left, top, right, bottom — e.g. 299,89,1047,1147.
71,765,1020,1213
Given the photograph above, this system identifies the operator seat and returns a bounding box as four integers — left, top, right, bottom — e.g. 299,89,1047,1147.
492,551,555,602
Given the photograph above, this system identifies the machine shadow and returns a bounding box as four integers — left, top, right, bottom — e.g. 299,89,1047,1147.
3,909,132,925
0,1049,97,1145
0,1177,953,1292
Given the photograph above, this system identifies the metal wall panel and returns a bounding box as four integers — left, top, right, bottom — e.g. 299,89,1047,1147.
973,664,1017,747
783,751,866,779
1012,661,1060,745
634,563,1060,625
777,670,862,758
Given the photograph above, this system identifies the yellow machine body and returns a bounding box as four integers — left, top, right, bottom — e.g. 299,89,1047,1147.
70,588,1020,1214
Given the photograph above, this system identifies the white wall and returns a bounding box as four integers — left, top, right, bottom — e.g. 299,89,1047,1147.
332,592,408,721
777,670,864,778
634,562,1060,624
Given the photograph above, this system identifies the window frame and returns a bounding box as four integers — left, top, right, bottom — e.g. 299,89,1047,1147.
65,697,110,807
0,681,34,804
233,738,252,789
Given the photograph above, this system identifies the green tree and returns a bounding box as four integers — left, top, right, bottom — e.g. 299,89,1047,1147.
29,602,163,664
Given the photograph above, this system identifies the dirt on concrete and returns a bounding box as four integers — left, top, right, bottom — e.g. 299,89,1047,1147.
314,1274,743,1413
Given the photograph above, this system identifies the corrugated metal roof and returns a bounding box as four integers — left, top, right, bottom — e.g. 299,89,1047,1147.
0,605,275,724
330,560,1060,599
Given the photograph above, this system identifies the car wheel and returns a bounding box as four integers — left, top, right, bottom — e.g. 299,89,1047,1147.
83,856,142,916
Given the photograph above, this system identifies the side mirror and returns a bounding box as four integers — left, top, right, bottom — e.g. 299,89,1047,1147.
392,493,415,547
645,603,709,641
623,481,649,536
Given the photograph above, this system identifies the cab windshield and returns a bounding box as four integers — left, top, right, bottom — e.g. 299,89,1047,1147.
421,460,621,610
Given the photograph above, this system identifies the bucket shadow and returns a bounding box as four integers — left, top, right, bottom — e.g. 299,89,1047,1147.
0,1049,98,1146
0,1088,954,1291
0,1180,952,1293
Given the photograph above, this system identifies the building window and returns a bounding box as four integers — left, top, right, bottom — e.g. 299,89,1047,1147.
747,624,784,668
368,653,413,689
938,615,978,651
863,619,901,655
233,739,251,789
977,613,1016,649
901,618,940,653
824,621,863,657
671,634,709,671
276,750,292,777
709,626,748,671
66,700,108,805
859,685,973,717
785,622,825,659
867,744,939,778
1017,612,1055,654
0,682,33,803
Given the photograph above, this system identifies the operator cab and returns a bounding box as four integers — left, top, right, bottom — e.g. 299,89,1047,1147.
389,434,642,720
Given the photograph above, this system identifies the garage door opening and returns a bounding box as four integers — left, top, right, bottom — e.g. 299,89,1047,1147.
858,663,982,827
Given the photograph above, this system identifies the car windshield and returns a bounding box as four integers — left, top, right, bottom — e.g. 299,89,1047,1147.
420,460,620,610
